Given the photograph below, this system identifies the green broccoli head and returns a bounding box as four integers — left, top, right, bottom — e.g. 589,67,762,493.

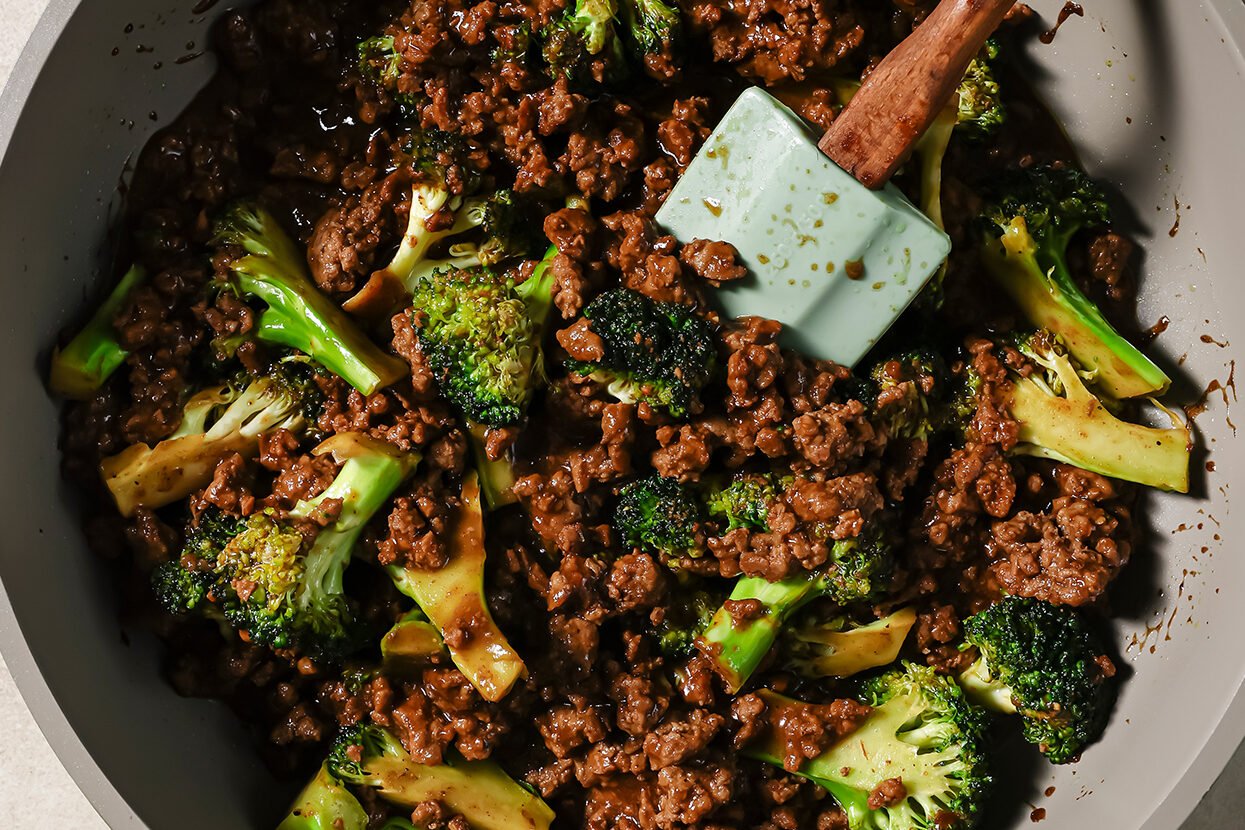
823,522,894,606
619,0,680,56
614,475,706,559
150,560,214,615
867,348,949,440
956,39,1004,139
412,266,545,426
704,472,781,532
468,190,549,267
979,165,1110,253
977,165,1171,400
567,289,717,417
215,511,308,649
961,596,1116,764
749,664,991,830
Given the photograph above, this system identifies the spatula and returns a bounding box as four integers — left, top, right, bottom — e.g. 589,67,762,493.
656,0,1016,365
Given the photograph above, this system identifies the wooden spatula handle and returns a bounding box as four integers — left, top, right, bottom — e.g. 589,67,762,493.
819,0,1016,189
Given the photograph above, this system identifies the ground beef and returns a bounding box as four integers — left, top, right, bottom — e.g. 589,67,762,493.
58,1,1146,826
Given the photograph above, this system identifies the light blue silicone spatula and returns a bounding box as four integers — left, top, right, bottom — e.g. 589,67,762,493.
657,0,1015,365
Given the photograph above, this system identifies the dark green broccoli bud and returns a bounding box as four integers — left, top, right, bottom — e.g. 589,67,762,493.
276,764,368,830
411,266,549,426
358,35,401,88
619,0,679,57
388,472,527,702
214,202,407,395
747,664,992,830
328,724,555,829
567,289,717,417
977,165,1169,399
614,475,706,560
823,522,896,606
541,0,627,84
654,589,718,659
698,519,895,693
150,560,213,615
961,596,1117,764
100,370,312,517
48,264,147,399
703,472,780,532
782,606,917,680
957,39,1005,139
867,348,950,440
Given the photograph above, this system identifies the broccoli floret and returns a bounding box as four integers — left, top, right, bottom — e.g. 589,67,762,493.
747,664,992,830
214,202,407,395
101,367,315,517
653,589,718,659
358,35,401,89
956,39,1005,139
410,264,551,426
48,264,147,399
343,176,544,321
541,0,628,84
150,559,214,615
823,522,896,605
698,520,895,693
867,349,949,440
951,331,1190,492
977,165,1169,399
154,433,419,661
619,0,680,57
614,475,706,560
387,471,527,702
276,763,368,830
328,724,555,830
783,606,918,680
960,596,1117,764
567,289,717,417
703,472,780,532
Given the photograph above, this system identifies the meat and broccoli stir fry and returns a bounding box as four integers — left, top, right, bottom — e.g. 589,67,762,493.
50,0,1191,827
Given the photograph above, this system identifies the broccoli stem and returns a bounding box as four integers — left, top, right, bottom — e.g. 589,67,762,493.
388,471,527,701
1006,348,1190,492
289,434,421,637
49,264,147,399
468,422,520,510
982,216,1170,399
381,608,448,677
699,572,824,694
277,764,368,830
958,657,1019,714
219,204,406,395
100,378,304,517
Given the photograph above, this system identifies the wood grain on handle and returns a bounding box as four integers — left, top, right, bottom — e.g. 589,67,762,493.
819,0,1016,189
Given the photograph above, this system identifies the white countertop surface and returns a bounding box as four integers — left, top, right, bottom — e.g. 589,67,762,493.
0,2,1242,828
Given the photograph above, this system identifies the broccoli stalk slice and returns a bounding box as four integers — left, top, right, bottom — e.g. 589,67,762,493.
381,607,448,677
957,657,1018,714
49,264,147,399
1004,341,1190,492
216,203,406,395
330,725,554,830
745,666,990,830
468,422,519,510
100,377,305,517
619,0,679,55
277,764,368,830
979,191,1170,399
698,572,824,694
784,607,918,680
388,471,527,701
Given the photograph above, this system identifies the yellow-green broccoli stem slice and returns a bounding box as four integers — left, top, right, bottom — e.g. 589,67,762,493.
49,264,147,399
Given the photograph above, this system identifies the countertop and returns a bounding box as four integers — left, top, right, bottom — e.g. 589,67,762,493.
0,1,1243,828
